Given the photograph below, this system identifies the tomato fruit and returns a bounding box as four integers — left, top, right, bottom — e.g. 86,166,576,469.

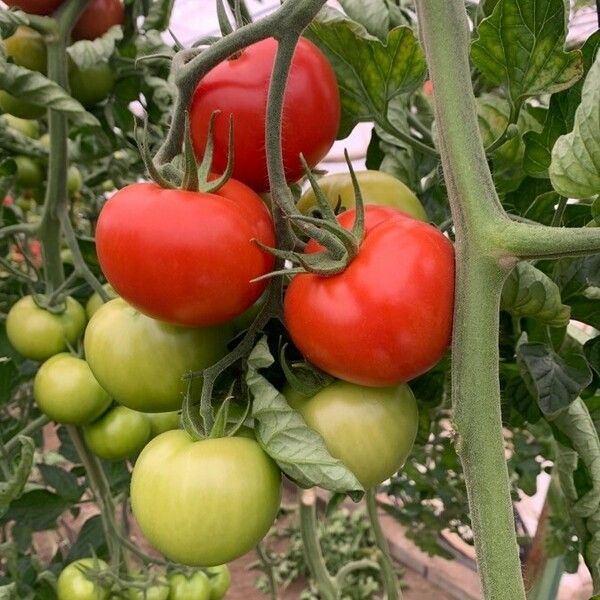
84,405,151,461
14,155,43,187
6,295,86,361
34,353,111,425
2,114,40,138
4,26,47,73
85,284,117,319
126,581,169,600
190,38,340,192
285,206,455,386
131,430,281,566
147,411,180,437
69,61,114,107
297,170,428,222
286,381,418,488
96,180,275,326
68,165,83,195
168,572,211,600
4,0,63,15
56,558,110,600
0,91,45,119
84,299,229,412
72,0,124,41
207,565,231,600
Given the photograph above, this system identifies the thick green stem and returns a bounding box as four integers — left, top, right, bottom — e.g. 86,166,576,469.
366,490,401,600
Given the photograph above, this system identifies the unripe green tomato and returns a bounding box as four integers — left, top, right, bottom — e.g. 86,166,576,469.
286,381,419,489
146,411,180,438
83,405,151,461
0,91,45,119
297,170,428,222
6,295,87,361
69,61,115,107
68,165,83,195
85,283,117,319
101,179,115,192
126,581,170,600
2,114,40,138
4,26,47,73
168,572,211,600
14,155,44,187
34,353,111,425
61,248,74,265
57,558,111,600
207,565,231,600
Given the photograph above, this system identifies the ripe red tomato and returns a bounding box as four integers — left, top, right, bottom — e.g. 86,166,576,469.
190,38,340,192
4,0,63,15
96,180,275,326
285,206,455,386
72,0,124,41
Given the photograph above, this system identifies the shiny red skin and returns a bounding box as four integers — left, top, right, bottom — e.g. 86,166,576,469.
96,180,275,327
72,0,124,41
285,206,455,386
190,38,340,193
4,0,63,15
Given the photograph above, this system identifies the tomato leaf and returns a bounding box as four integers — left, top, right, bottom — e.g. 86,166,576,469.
247,338,364,499
337,0,390,40
0,122,48,159
66,515,109,562
144,0,176,32
0,61,99,128
67,26,123,70
0,437,34,518
305,6,426,139
471,0,582,110
549,52,600,199
2,489,71,531
38,464,83,503
501,262,571,327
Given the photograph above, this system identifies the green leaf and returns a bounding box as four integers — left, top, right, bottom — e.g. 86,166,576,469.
518,341,593,415
67,26,123,70
0,437,34,518
585,337,600,377
337,0,389,40
305,6,426,139
0,10,28,38
0,582,16,599
0,60,98,127
0,121,48,159
246,338,364,499
38,463,83,503
66,515,108,562
2,489,70,531
549,52,600,198
471,0,582,108
501,262,571,326
144,0,176,32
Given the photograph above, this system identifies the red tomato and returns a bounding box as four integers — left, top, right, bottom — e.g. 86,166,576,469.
285,206,455,386
72,0,124,41
190,38,340,193
3,196,14,206
423,80,434,96
10,239,42,268
96,180,275,327
4,0,63,15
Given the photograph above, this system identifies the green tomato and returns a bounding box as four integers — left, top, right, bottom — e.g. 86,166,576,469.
57,558,110,600
6,295,87,361
207,565,231,600
2,114,40,138
69,61,115,107
131,430,281,566
68,165,83,195
84,405,151,461
0,91,45,119
34,353,111,425
85,284,118,319
146,411,180,438
15,155,43,187
297,170,428,222
126,581,170,600
84,298,229,412
168,572,211,600
4,26,47,73
286,381,418,489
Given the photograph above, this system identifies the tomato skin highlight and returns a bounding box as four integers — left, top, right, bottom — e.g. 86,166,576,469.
131,430,282,566
96,181,275,326
285,206,455,386
72,0,124,41
56,558,110,600
84,298,229,412
190,38,340,192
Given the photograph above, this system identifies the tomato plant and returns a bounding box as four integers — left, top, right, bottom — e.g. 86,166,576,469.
69,61,115,107
56,559,110,600
71,0,124,41
130,430,282,565
14,155,43,188
168,572,211,600
189,38,340,192
3,25,46,72
96,180,275,326
206,565,231,600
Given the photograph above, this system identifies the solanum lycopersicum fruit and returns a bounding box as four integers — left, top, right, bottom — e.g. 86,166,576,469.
84,299,229,412
286,381,418,488
6,295,86,361
15,155,43,188
69,61,114,107
126,581,170,600
285,206,455,386
72,0,124,41
146,411,180,438
68,165,83,195
0,91,45,119
4,26,47,72
4,0,63,15
2,114,39,138
85,284,117,319
96,180,275,326
84,405,151,461
131,430,281,566
168,572,211,600
34,353,111,425
207,565,231,600
190,38,340,192
56,558,110,600
297,170,428,222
